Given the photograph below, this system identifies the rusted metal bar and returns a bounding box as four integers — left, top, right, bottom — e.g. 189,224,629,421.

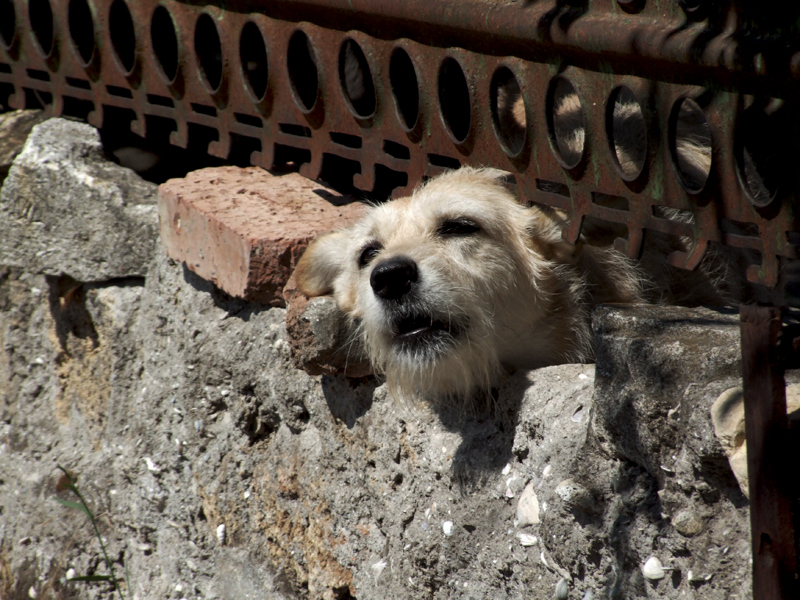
740,305,799,600
246,0,800,94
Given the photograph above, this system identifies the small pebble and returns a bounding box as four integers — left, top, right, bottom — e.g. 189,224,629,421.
672,509,704,537
65,568,76,581
582,591,594,600
28,586,37,599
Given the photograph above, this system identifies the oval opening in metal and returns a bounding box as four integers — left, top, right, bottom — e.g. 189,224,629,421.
239,21,268,102
287,30,319,113
68,0,95,66
338,39,376,118
607,86,647,181
195,13,222,92
151,5,179,83
29,0,54,57
547,77,585,169
438,57,471,144
736,102,785,208
669,97,712,194
0,0,17,49
491,66,526,157
389,48,419,132
109,0,135,74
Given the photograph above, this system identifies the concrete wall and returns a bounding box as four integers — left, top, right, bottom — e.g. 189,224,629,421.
0,115,758,600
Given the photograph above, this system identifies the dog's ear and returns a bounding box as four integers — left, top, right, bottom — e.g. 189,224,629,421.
541,236,584,264
481,168,520,198
526,213,585,265
295,231,350,297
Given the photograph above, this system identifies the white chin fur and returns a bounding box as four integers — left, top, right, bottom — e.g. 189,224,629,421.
363,320,500,403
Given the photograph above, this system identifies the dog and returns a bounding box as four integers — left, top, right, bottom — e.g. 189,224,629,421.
294,166,746,403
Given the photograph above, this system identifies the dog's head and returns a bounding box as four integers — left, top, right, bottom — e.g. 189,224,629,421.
295,167,587,401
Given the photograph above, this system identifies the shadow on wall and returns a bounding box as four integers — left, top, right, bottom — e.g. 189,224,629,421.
428,383,527,490
321,374,377,429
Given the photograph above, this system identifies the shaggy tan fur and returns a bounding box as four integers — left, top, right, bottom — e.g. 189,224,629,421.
295,167,726,402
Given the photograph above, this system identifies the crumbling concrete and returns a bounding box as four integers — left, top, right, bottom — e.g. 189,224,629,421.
0,110,47,185
0,119,158,281
0,118,757,600
283,273,371,378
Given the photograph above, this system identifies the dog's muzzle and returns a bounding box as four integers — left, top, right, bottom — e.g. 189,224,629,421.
369,256,463,353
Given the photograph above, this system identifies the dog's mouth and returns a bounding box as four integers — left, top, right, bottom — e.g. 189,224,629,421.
391,313,461,350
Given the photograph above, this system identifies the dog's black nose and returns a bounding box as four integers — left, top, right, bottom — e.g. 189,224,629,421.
370,256,418,300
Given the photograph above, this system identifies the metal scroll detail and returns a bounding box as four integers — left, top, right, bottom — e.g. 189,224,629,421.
1,0,800,291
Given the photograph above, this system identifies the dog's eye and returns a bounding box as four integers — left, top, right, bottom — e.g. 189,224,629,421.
358,243,381,268
437,217,481,236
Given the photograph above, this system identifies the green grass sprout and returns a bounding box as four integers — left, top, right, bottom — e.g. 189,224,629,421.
55,465,127,600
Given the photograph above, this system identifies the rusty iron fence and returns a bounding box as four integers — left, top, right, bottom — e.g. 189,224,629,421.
1,0,799,596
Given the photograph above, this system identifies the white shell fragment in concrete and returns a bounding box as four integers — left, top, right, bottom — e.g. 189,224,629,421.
216,523,226,545
518,533,537,546
371,559,387,584
555,578,569,599
515,482,541,527
687,569,713,583
143,457,161,473
442,521,454,536
642,556,666,580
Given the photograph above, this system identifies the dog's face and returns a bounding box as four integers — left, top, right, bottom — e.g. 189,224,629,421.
295,168,584,401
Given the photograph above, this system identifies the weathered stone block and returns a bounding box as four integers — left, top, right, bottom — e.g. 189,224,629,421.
158,166,367,307
0,118,158,280
0,109,46,184
284,274,371,377
591,303,742,481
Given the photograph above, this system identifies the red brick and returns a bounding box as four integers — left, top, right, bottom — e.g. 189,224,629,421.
158,167,367,307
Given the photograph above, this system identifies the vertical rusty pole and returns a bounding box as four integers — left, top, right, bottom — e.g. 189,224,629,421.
739,305,799,599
